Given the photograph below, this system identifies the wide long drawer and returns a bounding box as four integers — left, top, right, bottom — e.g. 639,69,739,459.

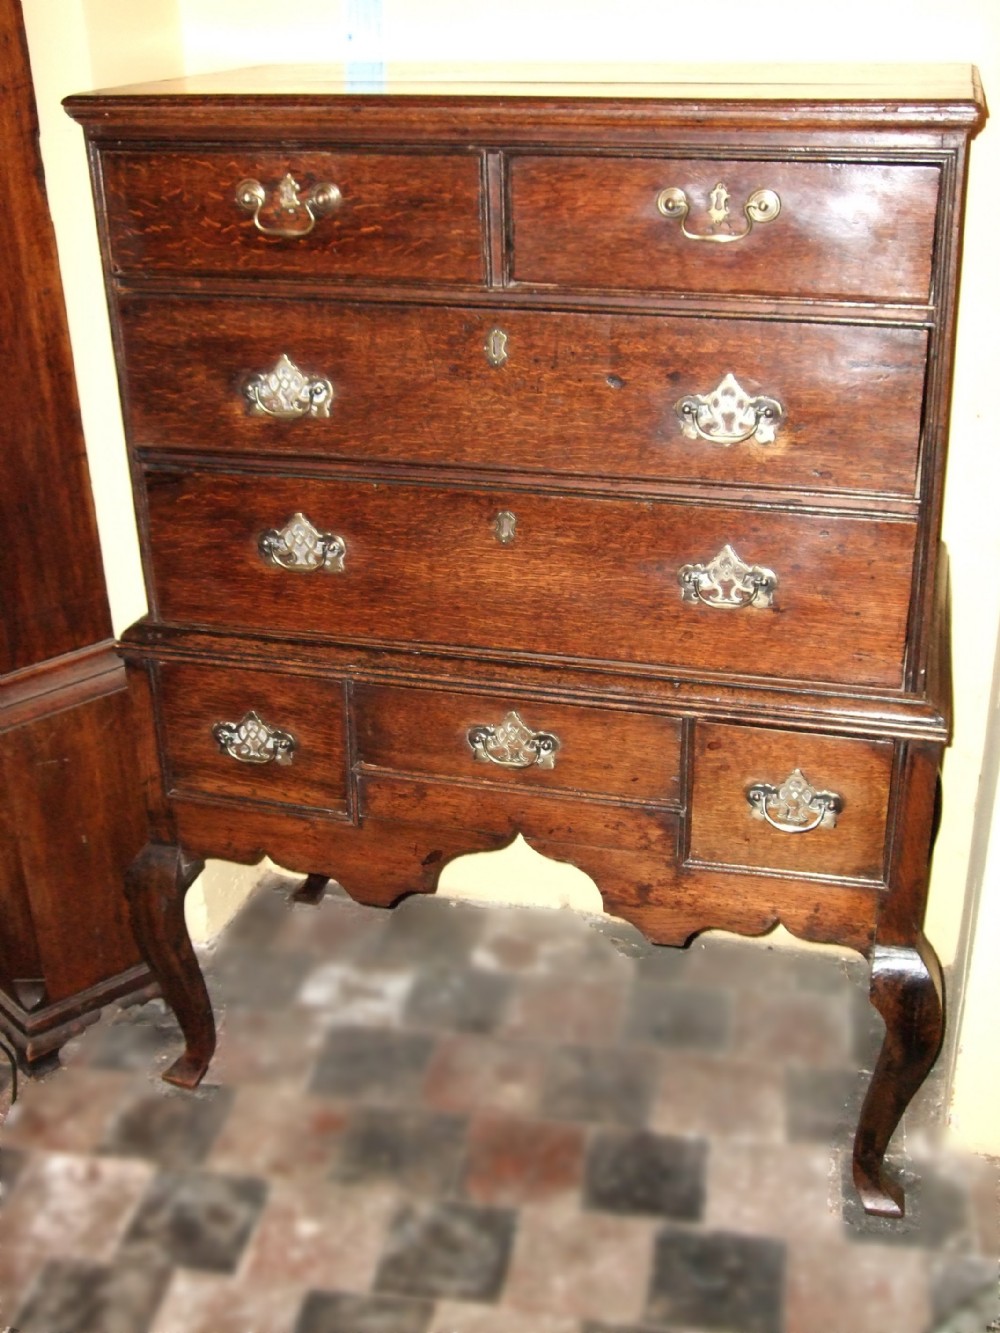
99,148,486,284
508,155,940,303
119,296,928,499
144,469,916,688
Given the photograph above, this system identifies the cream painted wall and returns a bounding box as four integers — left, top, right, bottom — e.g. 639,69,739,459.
20,0,1000,1148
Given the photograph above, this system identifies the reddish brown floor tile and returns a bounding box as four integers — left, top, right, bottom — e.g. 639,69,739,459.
784,1237,933,1333
503,1201,656,1324
422,1035,546,1116
210,1006,329,1085
501,974,627,1045
0,1242,47,1325
0,1067,135,1154
429,1303,579,1332
150,1270,303,1333
206,1085,349,1181
652,1051,787,1142
730,990,850,1067
461,1113,585,1206
242,1180,398,1290
0,1151,155,1261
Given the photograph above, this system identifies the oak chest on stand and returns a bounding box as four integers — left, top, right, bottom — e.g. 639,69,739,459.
66,63,986,1218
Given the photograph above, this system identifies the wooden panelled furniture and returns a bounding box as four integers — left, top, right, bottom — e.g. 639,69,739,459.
66,64,986,1217
0,0,151,1071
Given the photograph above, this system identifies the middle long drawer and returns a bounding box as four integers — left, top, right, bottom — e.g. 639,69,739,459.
144,468,915,688
118,297,927,499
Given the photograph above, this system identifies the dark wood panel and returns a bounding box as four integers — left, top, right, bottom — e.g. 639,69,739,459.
509,156,940,303
354,682,682,804
689,721,894,881
157,660,349,814
144,469,917,688
100,149,486,284
0,676,145,1003
358,772,677,854
119,296,928,498
0,1,111,673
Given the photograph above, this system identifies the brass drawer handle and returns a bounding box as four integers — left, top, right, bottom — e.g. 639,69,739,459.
235,172,342,239
678,544,777,610
467,710,560,770
258,513,346,573
656,182,781,244
676,373,784,447
244,354,334,420
212,710,297,766
746,769,842,833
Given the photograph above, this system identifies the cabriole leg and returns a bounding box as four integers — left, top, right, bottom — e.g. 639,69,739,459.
852,934,944,1217
124,842,214,1089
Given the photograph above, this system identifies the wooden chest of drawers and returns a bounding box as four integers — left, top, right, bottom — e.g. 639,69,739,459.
66,64,986,1218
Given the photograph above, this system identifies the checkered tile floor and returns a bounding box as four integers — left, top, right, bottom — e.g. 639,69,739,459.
0,875,996,1332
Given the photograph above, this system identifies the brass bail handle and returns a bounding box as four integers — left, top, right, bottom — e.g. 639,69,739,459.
656,181,781,244
236,172,342,239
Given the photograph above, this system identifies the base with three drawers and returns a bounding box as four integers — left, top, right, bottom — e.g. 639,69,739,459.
66,64,986,1219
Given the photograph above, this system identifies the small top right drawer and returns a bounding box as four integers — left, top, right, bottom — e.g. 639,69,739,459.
507,156,940,303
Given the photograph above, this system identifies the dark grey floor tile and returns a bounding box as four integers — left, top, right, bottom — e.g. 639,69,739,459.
330,1105,467,1195
214,877,295,952
623,982,730,1052
0,1144,27,1204
294,1290,434,1333
404,967,512,1033
634,944,695,984
644,1225,785,1333
211,949,314,1008
361,896,488,969
584,1128,706,1221
582,1324,657,1333
98,1085,234,1169
540,1046,658,1126
785,1066,867,1144
841,1155,971,1248
121,1169,267,1273
86,999,184,1072
309,1027,436,1103
12,1256,169,1333
586,917,689,977
374,1200,515,1302
930,1253,999,1325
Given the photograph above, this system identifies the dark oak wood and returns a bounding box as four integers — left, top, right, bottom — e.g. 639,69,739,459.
124,842,211,1089
67,64,985,1221
0,0,150,1067
118,296,928,500
354,682,684,805
100,148,486,284
142,467,917,688
509,156,941,303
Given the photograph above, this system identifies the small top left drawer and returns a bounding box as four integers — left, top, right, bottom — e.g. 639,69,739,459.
98,148,486,285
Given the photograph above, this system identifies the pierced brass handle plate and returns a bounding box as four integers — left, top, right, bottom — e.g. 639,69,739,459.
746,769,842,833
258,512,346,573
656,181,781,244
235,172,342,239
212,711,297,766
678,544,777,610
244,354,334,420
676,373,784,447
467,710,560,770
